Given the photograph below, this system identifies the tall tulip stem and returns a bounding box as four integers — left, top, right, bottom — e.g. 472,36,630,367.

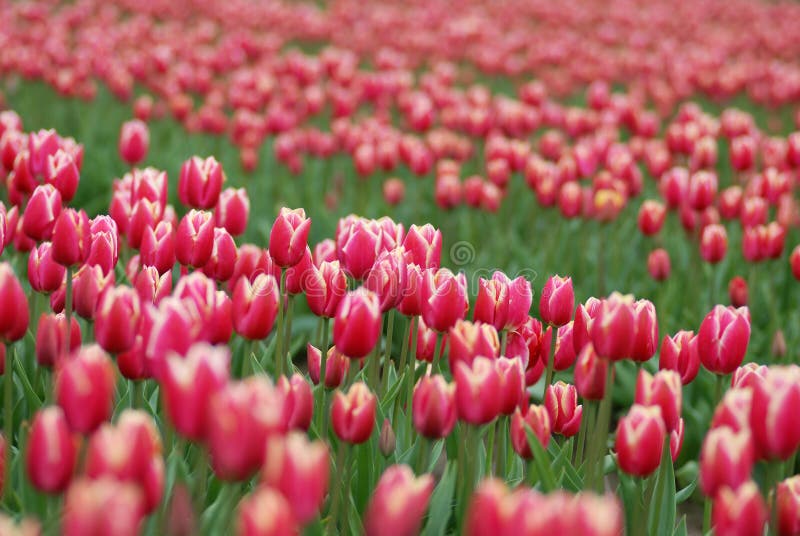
64,266,73,359
3,345,13,505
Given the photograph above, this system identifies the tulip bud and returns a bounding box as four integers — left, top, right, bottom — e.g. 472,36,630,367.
336,216,381,280
63,478,145,536
45,149,80,203
402,224,442,269
277,374,313,432
139,221,176,275
412,374,457,439
495,357,526,416
544,381,583,437
261,432,329,524
637,200,666,236
750,367,800,460
119,120,149,166
236,486,298,536
697,305,750,375
232,274,280,340
333,288,382,359
539,275,574,327
35,313,81,368
0,513,39,536
777,476,800,536
202,227,238,282
772,330,787,359
134,265,172,305
28,242,66,294
590,296,634,361
615,405,666,477
269,207,311,268
574,492,625,536
305,260,347,318
51,208,91,267
574,343,609,400
162,343,230,441
464,479,508,536
379,419,396,457
728,276,748,307
634,369,682,432
658,331,699,385
215,188,250,237
699,224,727,264
699,426,754,497
631,299,658,362
552,322,577,370
94,286,141,354
26,406,76,493
0,263,30,342
56,345,116,434
61,264,115,320
363,465,434,536
712,483,767,536
397,263,424,317
510,404,551,459
307,344,349,388
175,209,215,268
331,382,377,444
23,184,61,241
383,178,405,206
178,156,224,209
711,388,754,435
421,268,469,332
447,320,500,369
364,248,408,312
647,248,671,281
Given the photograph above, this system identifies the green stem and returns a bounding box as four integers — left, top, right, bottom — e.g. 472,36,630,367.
416,437,430,474
194,446,208,511
368,318,383,390
587,362,614,492
574,401,593,466
4,345,13,506
702,496,712,534
485,420,497,477
283,295,295,370
404,317,419,441
241,339,256,378
380,311,395,396
275,269,287,379
499,330,508,357
768,460,783,536
318,318,330,441
497,416,508,476
431,332,443,375
544,325,557,387
133,380,144,409
64,266,73,360
393,316,410,423
327,443,347,534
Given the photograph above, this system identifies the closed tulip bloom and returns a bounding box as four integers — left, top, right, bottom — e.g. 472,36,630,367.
697,305,750,375
397,263,424,317
336,216,381,280
412,375,457,439
207,377,286,481
28,242,66,293
126,199,163,249
333,288,382,359
539,275,574,327
51,208,91,267
0,263,30,342
572,297,602,354
421,268,468,332
544,382,583,437
26,406,76,493
45,149,80,203
453,356,501,425
63,477,145,536
262,432,329,524
553,322,577,370
637,200,666,236
139,221,176,275
232,273,280,340
269,207,311,268
647,248,671,281
495,357,526,416
630,299,658,362
236,486,298,536
699,426,755,497
364,248,408,312
23,184,61,241
215,188,250,237
699,224,727,264
277,374,313,432
402,224,442,269
464,479,509,536
474,272,532,331
162,343,230,441
55,345,116,434
306,344,349,388
510,404,552,459
712,483,767,536
134,266,172,305
178,156,225,209
202,227,238,282
728,276,748,308
364,465,434,536
86,217,119,276
590,296,635,361
305,260,347,318
791,246,800,281
659,331,700,385
35,313,81,367
413,317,438,362
331,382,377,444
574,493,625,536
615,405,666,477
65,264,115,320
447,320,500,368
749,367,800,460
574,343,609,401
634,369,682,432
118,119,149,166
175,209,215,268
777,476,800,536
95,286,141,354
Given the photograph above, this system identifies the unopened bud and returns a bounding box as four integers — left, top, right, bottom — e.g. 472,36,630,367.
772,330,787,358
379,418,396,457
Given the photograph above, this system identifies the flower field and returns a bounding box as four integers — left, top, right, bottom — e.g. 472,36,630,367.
2,0,800,534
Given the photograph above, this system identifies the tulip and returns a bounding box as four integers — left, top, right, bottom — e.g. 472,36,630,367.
791,246,800,281
51,208,91,267
363,465,434,536
697,305,750,375
134,265,172,305
421,268,469,332
306,344,349,388
118,119,149,166
60,264,115,320
35,313,81,368
364,248,408,312
574,343,609,400
539,275,574,327
63,478,145,536
126,199,163,249
236,486,298,536
574,493,625,536
634,369,682,432
139,221,176,275
379,419,396,457
0,514,39,536
728,276,748,308
397,263,424,317
86,217,119,275
26,406,76,493
0,263,30,342
590,296,634,361
214,188,249,237
55,345,116,434
161,343,230,441
658,331,700,385
699,426,754,497
630,299,658,362
777,476,800,536
412,375,457,439
232,274,280,340
304,260,347,318
269,207,311,268
28,242,66,294
332,288,382,359
94,286,141,354
699,224,727,264
45,149,80,202
402,224,442,269
647,248,671,281
336,216,382,280
202,227,238,282
615,405,666,477
22,184,61,241
331,382,377,444
447,320,500,368
510,404,551,459
178,156,224,209
464,479,508,536
712,483,767,536
277,374,313,432
688,170,718,210
637,200,666,236
572,297,602,354
495,357,526,415
749,367,800,460
383,178,405,206
412,317,438,362
261,432,329,524
552,322,577,370
475,272,532,331
175,209,215,268
544,382,583,437
670,418,685,463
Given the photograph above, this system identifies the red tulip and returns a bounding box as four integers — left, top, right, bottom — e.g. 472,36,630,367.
331,382,377,444
28,242,66,294
412,374,457,439
23,184,62,241
383,178,406,206
421,268,468,332
304,260,347,318
0,263,30,342
590,295,634,361
94,286,141,354
539,275,574,327
35,313,81,368
697,305,750,375
26,406,76,493
552,322,577,370
59,264,115,320
269,207,311,268
474,272,532,331
634,369,682,432
630,299,658,362
175,209,215,268
749,367,800,460
55,345,116,434
658,331,700,385
119,120,149,166
215,187,250,237
647,248,671,281
397,263,424,317
364,248,408,312
236,486,298,536
510,404,551,459
63,477,145,536
86,216,119,276
51,208,91,267
139,221,176,275
333,288,382,359
711,388,754,436
791,246,800,281
277,374,313,432
336,216,382,280
699,426,754,497
447,320,499,368
777,476,800,536
178,156,224,209
544,381,583,437
363,465,434,536
402,224,442,269
712,483,767,536
699,224,727,264
687,170,718,210
232,273,280,340
202,227,237,282
574,343,609,401
45,149,80,202
306,344,349,388
637,200,666,236
615,404,666,477
261,432,329,524
133,266,171,305
464,479,508,536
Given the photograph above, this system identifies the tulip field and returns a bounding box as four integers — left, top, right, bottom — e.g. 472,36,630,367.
5,0,800,534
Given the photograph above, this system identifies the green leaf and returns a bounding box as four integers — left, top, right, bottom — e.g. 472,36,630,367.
13,358,41,408
675,479,697,504
647,440,676,536
379,371,405,414
423,461,457,536
672,516,688,536
524,426,557,492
